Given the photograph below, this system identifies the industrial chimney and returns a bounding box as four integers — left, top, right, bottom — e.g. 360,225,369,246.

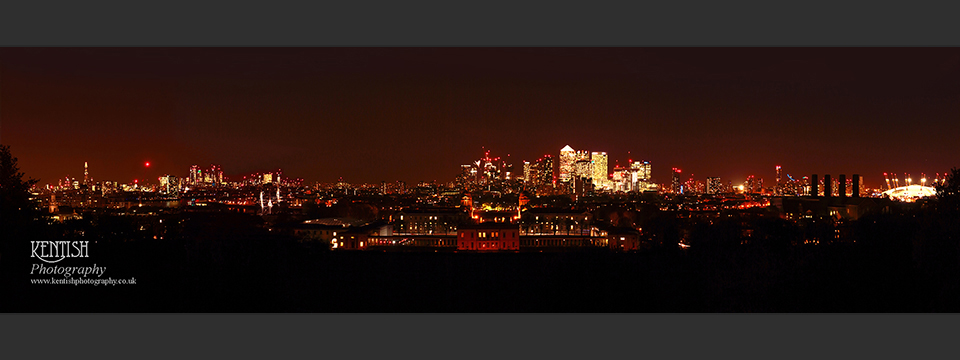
811,174,819,197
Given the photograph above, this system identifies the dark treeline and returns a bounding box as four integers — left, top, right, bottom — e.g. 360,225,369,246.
4,202,958,312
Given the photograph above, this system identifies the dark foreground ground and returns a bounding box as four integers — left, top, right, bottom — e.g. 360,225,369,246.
5,237,959,312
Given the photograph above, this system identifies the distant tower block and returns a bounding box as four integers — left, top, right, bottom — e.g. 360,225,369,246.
811,174,819,197
84,162,89,184
839,174,846,198
775,165,782,195
824,174,832,197
852,174,861,198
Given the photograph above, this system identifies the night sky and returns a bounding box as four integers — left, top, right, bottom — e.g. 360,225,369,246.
2,48,958,188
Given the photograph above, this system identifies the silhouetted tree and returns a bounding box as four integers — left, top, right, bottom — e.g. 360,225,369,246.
0,145,41,306
1,144,40,250
915,167,960,304
935,167,960,214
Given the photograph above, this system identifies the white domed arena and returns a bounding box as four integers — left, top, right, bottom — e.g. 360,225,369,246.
882,185,937,202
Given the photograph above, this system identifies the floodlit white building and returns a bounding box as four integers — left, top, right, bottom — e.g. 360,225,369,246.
882,185,937,202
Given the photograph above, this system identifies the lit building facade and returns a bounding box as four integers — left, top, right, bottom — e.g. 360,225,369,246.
159,175,179,195
559,145,576,183
533,155,554,194
574,159,592,181
457,223,521,251
671,168,682,194
706,177,723,195
189,165,201,186
591,152,608,189
631,160,651,191
743,175,763,194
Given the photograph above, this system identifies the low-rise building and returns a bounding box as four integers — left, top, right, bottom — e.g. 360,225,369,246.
457,222,520,251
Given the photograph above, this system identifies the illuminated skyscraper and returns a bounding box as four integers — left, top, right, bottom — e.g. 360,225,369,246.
743,175,762,194
775,165,782,195
576,150,589,161
574,159,592,180
523,161,532,183
630,160,652,191
208,164,223,186
707,177,722,195
83,162,89,185
671,168,682,194
611,165,629,192
458,164,474,187
189,165,201,186
533,155,554,193
159,175,179,194
591,152,607,187
559,145,576,183
637,161,651,182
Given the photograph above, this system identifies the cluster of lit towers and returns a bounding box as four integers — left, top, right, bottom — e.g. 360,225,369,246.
454,147,946,201
458,145,654,196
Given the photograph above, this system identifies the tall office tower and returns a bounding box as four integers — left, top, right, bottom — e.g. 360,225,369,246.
574,159,592,181
559,145,576,183
523,162,532,183
671,168,682,194
483,160,497,183
775,165,782,195
707,177,722,195
637,161,651,181
159,175,179,194
575,150,590,162
744,175,763,194
84,162,89,185
811,174,819,197
468,163,480,183
208,164,223,186
458,164,475,187
532,155,554,189
627,160,643,190
824,174,832,197
608,166,625,192
189,165,201,186
591,152,608,187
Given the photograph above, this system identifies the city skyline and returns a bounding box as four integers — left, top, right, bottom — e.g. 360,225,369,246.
3,48,958,187
23,145,950,193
